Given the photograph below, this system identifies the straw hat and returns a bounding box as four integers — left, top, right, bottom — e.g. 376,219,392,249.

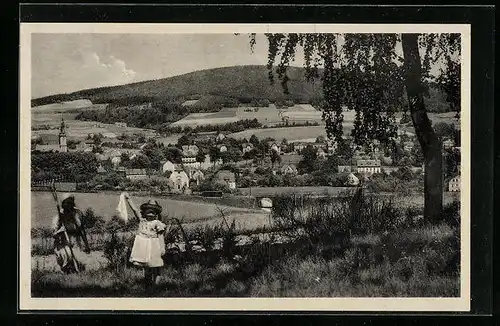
140,199,162,214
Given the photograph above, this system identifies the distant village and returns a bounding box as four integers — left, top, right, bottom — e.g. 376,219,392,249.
31,116,461,194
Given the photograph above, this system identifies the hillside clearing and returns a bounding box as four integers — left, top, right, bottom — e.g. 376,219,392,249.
228,126,342,142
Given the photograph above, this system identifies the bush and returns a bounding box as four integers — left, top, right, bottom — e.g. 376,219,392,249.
103,232,130,273
190,224,223,251
405,205,424,227
81,208,106,232
198,180,231,194
443,200,460,227
272,189,405,240
218,211,238,259
31,227,54,239
104,215,139,233
31,152,99,183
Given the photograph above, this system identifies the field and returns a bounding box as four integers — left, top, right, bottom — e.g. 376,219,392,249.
238,186,356,197
171,104,326,128
32,100,108,129
428,111,460,127
30,186,461,298
31,95,457,144
31,99,157,140
31,191,266,229
33,222,460,297
156,135,183,146
227,112,457,142
32,120,157,141
32,99,102,112
228,125,336,142
237,187,459,205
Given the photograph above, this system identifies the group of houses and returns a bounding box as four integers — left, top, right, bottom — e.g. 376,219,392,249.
93,143,233,194
32,118,461,193
339,159,428,176
156,144,225,193
112,143,231,194
241,138,336,158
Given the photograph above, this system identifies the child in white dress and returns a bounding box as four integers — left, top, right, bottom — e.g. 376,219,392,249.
123,193,170,290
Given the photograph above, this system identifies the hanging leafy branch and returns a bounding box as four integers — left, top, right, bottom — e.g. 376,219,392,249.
246,32,461,223
253,33,460,150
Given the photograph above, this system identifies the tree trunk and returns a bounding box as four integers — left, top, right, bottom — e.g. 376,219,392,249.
401,34,443,223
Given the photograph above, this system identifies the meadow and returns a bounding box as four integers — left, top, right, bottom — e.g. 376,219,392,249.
31,191,264,229
228,125,346,142
171,104,326,128
31,99,157,139
237,186,357,197
237,188,459,215
31,119,157,140
32,99,100,112
226,112,457,142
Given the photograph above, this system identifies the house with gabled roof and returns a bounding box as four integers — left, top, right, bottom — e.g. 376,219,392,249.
355,159,381,174
169,167,190,193
267,141,281,154
217,144,228,153
216,132,226,142
126,168,148,180
241,143,254,154
161,160,176,174
280,164,298,175
214,170,236,190
345,173,360,186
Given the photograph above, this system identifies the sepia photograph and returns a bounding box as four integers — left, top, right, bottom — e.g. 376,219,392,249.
19,23,470,311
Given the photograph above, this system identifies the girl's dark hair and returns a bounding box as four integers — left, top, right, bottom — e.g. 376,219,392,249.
61,197,75,211
139,200,163,214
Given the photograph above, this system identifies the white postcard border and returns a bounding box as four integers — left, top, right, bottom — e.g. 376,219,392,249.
19,23,471,312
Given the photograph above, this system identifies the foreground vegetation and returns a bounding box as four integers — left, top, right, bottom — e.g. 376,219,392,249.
32,227,459,297
32,190,460,297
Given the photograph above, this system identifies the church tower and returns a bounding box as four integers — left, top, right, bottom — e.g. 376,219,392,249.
59,116,68,152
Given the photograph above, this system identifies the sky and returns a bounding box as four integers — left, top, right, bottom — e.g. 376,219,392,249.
31,33,446,99
32,33,306,99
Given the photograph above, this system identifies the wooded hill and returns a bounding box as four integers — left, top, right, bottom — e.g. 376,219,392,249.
33,65,321,108
32,65,451,113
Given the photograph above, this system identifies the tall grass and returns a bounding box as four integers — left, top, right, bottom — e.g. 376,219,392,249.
271,188,406,249
32,192,461,298
31,209,137,256
32,221,459,297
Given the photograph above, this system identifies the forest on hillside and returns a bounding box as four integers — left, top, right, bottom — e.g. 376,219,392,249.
33,65,451,114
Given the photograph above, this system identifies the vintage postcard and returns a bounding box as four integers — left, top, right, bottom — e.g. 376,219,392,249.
19,23,470,311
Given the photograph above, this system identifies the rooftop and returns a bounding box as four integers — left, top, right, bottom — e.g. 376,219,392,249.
34,144,62,152
356,159,381,167
126,168,147,175
216,170,236,181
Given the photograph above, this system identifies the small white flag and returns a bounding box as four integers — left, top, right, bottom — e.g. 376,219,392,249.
116,192,129,222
